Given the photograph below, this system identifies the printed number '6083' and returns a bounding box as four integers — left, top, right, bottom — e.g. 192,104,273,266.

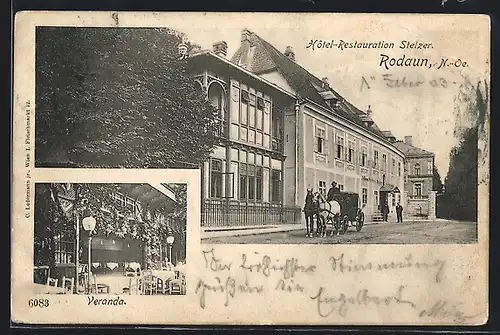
28,299,49,308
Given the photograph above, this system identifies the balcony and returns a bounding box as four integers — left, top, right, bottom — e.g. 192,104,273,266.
271,138,283,152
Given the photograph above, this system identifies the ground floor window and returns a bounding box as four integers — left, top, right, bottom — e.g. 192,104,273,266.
318,180,327,195
210,159,223,198
373,190,378,206
271,169,281,203
256,167,263,201
239,163,248,200
392,194,396,206
229,148,282,204
362,188,368,205
414,183,422,197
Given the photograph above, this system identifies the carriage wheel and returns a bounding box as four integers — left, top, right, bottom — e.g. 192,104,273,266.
356,212,365,232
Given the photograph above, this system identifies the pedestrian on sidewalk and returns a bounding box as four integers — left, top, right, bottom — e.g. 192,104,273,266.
396,202,404,223
382,202,389,222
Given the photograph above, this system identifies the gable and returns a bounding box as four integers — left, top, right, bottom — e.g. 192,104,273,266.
259,70,296,94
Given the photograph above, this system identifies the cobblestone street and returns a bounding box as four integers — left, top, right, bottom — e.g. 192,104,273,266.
202,219,478,244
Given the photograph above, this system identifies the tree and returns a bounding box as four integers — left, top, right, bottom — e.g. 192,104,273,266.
432,166,444,194
36,27,220,168
439,78,488,221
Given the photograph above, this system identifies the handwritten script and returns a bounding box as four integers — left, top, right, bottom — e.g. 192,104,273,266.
194,248,480,323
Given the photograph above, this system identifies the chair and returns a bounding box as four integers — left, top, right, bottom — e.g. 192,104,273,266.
47,277,58,287
125,276,141,295
169,279,182,295
61,276,74,294
141,272,157,295
91,275,110,294
156,277,169,295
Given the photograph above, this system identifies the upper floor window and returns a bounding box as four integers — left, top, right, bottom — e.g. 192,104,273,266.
382,153,387,171
360,146,368,167
336,136,345,160
427,161,433,174
347,141,355,164
315,127,326,154
398,162,402,177
373,150,379,169
208,83,225,137
414,163,421,176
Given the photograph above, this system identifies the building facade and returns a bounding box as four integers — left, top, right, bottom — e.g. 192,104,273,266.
190,29,406,227
393,136,437,219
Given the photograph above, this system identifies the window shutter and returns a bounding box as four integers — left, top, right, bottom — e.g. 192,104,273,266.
323,138,328,155
314,136,318,152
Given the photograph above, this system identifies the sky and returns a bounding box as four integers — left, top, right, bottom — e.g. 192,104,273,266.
145,13,489,178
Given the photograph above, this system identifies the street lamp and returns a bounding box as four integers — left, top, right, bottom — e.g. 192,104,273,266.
82,215,96,293
166,235,175,266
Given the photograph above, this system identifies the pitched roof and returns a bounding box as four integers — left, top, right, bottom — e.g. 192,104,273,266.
392,141,434,157
230,30,388,139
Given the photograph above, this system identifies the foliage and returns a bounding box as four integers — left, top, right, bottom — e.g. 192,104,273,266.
432,166,444,194
36,27,219,168
437,79,488,221
34,183,187,270
34,184,75,273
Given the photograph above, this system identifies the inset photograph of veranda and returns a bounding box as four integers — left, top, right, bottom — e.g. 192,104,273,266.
33,182,187,296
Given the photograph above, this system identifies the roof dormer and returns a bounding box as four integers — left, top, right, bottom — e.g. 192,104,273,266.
360,105,375,128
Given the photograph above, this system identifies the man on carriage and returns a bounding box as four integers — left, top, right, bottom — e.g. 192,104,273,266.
324,181,341,214
326,181,340,201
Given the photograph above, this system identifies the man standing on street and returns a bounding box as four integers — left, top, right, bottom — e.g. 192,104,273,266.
382,201,389,222
396,202,404,223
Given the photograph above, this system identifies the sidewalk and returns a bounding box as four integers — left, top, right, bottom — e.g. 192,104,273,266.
201,220,384,239
201,224,303,239
201,218,451,239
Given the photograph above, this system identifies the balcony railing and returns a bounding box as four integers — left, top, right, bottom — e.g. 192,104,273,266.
272,138,283,152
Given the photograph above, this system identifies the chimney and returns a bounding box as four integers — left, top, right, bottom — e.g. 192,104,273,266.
241,28,251,44
367,105,372,116
321,77,329,89
404,136,413,146
213,41,228,57
284,46,295,61
239,28,252,68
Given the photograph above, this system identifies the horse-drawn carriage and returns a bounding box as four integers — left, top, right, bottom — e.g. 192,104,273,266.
304,190,365,237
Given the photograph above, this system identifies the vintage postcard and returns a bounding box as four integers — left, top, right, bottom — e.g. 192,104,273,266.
12,11,489,325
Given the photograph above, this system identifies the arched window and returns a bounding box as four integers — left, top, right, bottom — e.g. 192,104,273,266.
414,163,421,175
207,82,225,136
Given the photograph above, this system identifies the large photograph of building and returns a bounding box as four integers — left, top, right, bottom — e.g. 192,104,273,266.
35,26,482,244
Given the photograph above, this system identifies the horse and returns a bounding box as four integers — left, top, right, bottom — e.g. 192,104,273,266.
303,188,319,237
315,192,342,236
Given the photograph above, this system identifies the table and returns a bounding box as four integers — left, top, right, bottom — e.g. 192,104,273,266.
150,270,176,282
34,283,67,295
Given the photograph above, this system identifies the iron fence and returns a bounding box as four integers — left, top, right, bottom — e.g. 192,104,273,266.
202,200,302,228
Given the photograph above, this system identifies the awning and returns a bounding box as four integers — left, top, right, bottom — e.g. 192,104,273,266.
117,183,178,212
379,184,400,193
